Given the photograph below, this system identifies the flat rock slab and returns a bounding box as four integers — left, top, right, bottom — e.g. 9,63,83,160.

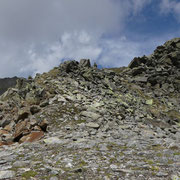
146,99,153,105
44,137,68,145
0,151,13,158
0,170,15,179
86,122,100,129
19,131,44,143
81,111,101,120
134,76,148,82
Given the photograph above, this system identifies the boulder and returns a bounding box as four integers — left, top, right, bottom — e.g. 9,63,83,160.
81,111,101,120
14,120,29,141
19,131,44,143
30,105,41,115
86,122,100,129
60,60,79,73
79,59,91,68
133,76,148,83
17,109,29,121
128,56,147,69
131,67,145,76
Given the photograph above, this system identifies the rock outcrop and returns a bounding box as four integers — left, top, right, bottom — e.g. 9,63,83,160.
128,38,180,91
0,39,180,179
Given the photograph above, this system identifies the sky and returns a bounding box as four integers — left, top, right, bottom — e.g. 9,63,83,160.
0,0,180,77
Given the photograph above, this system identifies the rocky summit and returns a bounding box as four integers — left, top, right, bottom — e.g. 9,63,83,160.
0,39,180,180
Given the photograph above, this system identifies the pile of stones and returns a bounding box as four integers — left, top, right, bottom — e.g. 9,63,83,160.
128,38,180,92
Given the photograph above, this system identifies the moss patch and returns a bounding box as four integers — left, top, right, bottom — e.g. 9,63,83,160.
173,152,180,156
167,110,180,122
150,166,159,172
145,159,154,165
150,144,164,151
22,170,37,179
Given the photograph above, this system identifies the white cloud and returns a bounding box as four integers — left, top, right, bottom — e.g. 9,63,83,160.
20,31,142,76
0,0,164,77
160,0,180,21
94,35,171,68
20,31,102,76
20,31,174,77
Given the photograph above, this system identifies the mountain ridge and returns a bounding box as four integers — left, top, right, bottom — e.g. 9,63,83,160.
0,38,180,179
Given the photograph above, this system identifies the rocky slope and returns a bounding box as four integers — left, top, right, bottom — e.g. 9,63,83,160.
0,38,180,179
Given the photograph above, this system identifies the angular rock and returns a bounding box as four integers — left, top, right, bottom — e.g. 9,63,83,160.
131,67,145,76
30,105,41,115
0,118,11,128
44,137,64,144
134,76,148,83
14,120,28,141
128,56,147,69
79,59,91,68
17,109,29,121
81,111,101,120
60,60,79,73
86,122,100,129
19,131,44,143
146,99,153,105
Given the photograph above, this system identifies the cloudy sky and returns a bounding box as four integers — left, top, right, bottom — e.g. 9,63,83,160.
0,0,180,77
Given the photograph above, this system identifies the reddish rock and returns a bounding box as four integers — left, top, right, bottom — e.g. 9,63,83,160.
14,120,28,140
0,141,14,146
0,129,9,135
19,131,44,143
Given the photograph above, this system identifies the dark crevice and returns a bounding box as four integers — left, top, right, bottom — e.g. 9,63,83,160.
13,133,23,142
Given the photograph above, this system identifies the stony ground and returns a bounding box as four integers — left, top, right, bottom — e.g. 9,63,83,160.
0,116,180,180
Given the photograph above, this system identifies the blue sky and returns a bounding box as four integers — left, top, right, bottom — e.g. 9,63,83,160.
126,1,179,40
0,0,180,77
